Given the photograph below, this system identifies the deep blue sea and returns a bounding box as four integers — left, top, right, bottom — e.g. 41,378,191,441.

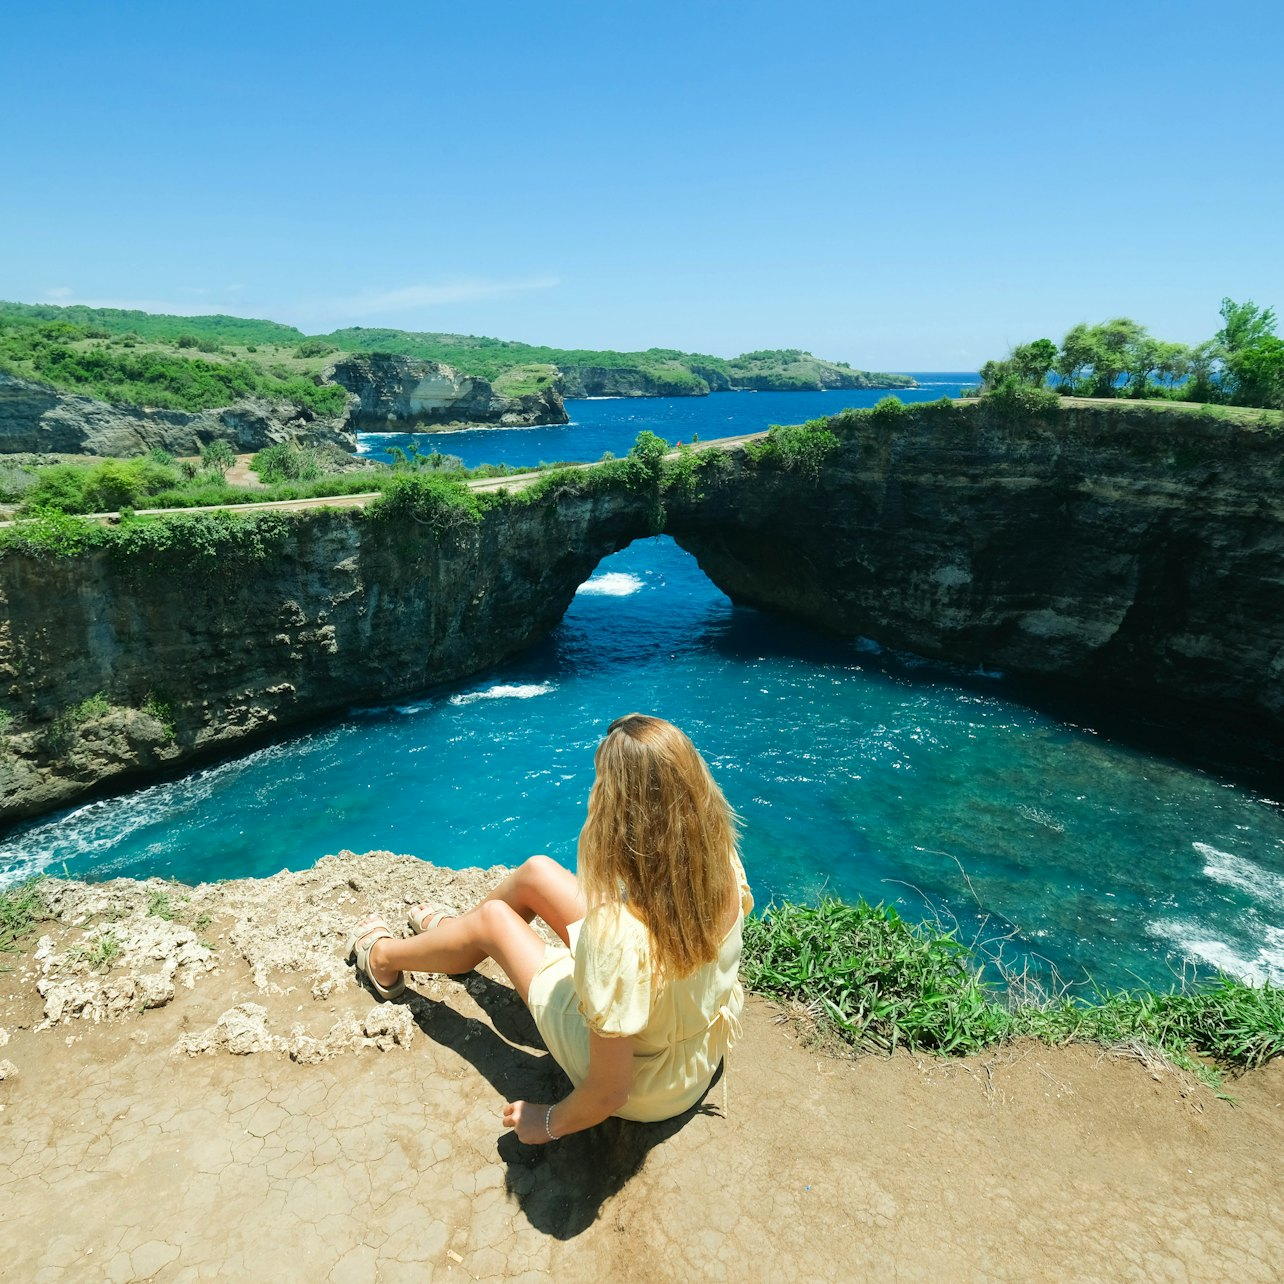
4,380,1283,992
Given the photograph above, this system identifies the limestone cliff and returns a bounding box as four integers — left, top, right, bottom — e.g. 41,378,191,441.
327,354,568,429
669,400,1284,742
1,400,1281,824
556,366,713,398
0,486,651,822
0,372,357,457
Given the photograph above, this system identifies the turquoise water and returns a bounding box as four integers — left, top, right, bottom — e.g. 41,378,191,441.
356,377,978,469
3,382,1283,992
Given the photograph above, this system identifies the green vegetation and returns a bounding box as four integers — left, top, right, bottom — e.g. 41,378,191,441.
0,306,346,416
327,329,912,394
146,890,176,921
974,297,1284,410
0,880,47,958
0,504,298,573
742,898,1284,1086
251,441,323,484
365,472,483,536
0,300,912,421
69,931,122,973
142,692,176,741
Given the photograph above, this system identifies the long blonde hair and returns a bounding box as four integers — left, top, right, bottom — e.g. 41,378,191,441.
577,714,740,978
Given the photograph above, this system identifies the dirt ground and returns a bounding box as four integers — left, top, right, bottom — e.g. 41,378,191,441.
2,852,1280,1283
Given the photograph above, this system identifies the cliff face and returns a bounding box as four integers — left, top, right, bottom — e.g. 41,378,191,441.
668,401,1284,739
556,361,918,397
556,366,708,398
327,355,568,429
0,489,652,821
2,400,1281,825
0,373,356,457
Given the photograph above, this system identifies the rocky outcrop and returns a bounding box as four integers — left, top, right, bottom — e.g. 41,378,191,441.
668,399,1284,743
1,400,1281,822
556,366,710,398
725,367,918,392
556,361,917,397
0,372,356,457
327,354,568,429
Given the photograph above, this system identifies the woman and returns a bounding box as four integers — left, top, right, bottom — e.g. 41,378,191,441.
347,714,753,1143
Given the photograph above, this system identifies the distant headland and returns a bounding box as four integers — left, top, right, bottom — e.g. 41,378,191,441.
0,300,916,451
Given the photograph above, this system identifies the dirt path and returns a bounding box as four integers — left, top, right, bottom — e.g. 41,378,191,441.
0,433,767,528
2,853,1280,1282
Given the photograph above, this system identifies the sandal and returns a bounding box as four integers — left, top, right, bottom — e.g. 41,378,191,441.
345,916,406,1001
407,903,455,935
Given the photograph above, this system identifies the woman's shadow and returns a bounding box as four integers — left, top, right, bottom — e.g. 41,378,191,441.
402,972,721,1240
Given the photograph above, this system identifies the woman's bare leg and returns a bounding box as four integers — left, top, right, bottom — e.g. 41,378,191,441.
362,856,585,1001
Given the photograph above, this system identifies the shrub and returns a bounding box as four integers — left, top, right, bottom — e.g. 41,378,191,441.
22,458,181,515
0,508,103,557
200,440,236,477
252,441,322,484
366,473,481,536
981,375,1061,419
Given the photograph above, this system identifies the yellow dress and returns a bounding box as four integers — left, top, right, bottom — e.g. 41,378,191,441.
527,855,754,1123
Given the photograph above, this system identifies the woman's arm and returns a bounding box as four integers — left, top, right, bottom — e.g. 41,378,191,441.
503,1030,634,1144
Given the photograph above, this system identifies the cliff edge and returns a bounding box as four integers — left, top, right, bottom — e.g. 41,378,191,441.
1,852,1280,1281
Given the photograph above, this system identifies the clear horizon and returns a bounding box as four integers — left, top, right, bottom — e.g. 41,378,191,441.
4,0,1281,369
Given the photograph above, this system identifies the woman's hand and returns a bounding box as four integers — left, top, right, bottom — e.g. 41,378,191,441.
502,1100,553,1145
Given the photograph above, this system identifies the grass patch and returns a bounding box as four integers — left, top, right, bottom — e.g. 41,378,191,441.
70,931,122,973
0,880,47,956
742,897,1284,1086
146,890,176,921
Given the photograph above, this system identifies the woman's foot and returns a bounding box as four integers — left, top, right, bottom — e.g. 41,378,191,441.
407,903,456,935
346,915,405,1000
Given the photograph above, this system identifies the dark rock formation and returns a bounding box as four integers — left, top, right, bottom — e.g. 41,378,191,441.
327,354,568,429
0,372,356,457
555,366,708,398
669,400,1284,742
0,489,650,822
1,400,1281,824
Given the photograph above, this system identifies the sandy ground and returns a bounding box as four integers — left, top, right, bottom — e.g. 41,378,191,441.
2,851,1281,1283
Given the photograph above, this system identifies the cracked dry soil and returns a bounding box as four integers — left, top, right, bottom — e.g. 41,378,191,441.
1,850,1281,1283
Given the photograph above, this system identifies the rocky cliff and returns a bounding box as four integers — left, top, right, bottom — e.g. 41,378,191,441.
0,372,356,457
1,400,1281,824
556,366,712,398
0,485,651,822
327,354,568,429
668,399,1284,742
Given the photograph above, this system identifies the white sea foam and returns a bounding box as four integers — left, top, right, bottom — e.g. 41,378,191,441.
1195,841,1284,909
576,573,643,598
449,683,555,706
0,731,351,892
1145,918,1284,985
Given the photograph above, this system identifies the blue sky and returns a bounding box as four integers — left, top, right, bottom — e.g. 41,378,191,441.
3,0,1281,368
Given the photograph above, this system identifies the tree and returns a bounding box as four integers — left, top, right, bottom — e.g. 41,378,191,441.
1224,336,1284,409
1126,338,1190,397
1184,339,1221,403
1056,324,1098,393
200,440,236,478
1011,339,1057,385
1215,298,1277,354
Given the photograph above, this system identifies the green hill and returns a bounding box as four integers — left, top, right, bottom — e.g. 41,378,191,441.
0,300,914,414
